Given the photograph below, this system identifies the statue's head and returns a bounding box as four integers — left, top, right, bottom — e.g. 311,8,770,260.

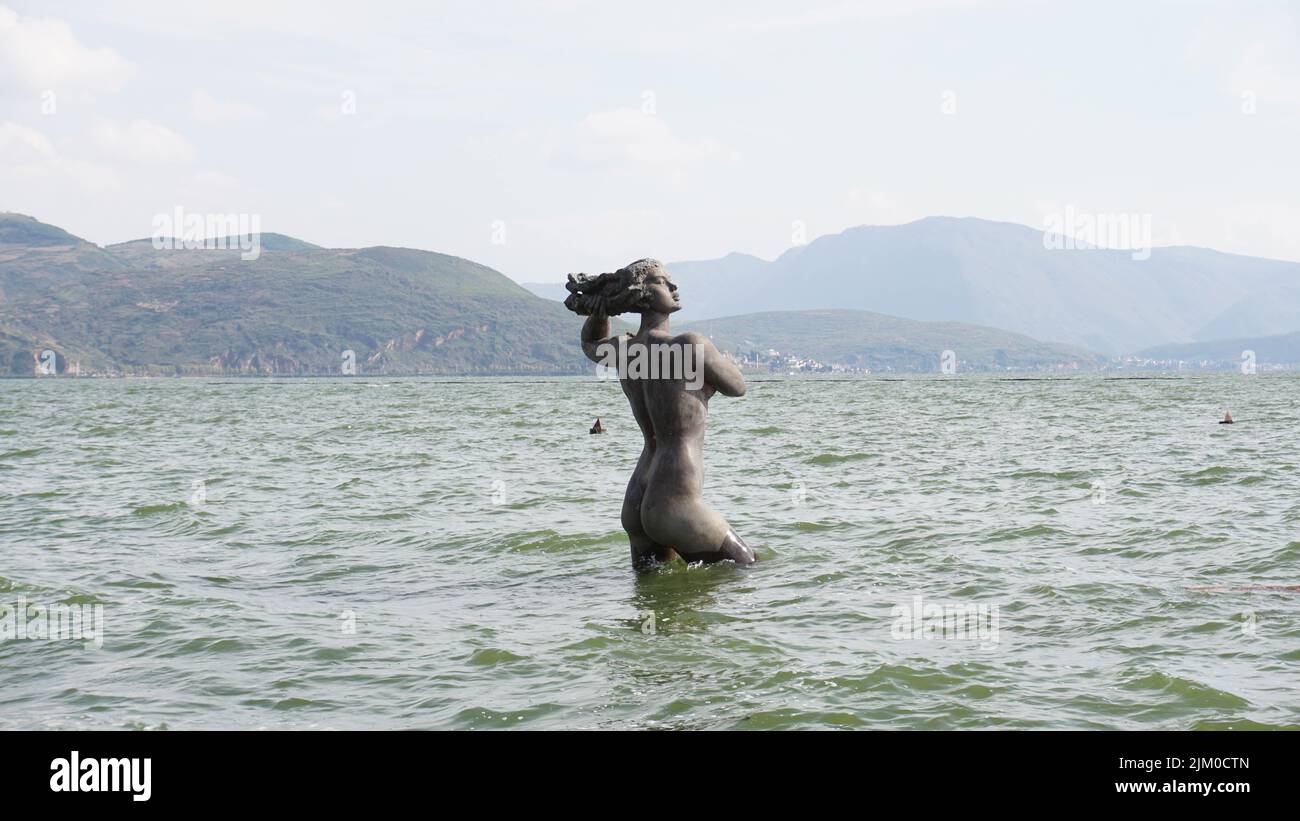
564,258,680,316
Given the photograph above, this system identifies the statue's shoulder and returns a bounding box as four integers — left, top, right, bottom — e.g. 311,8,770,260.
676,329,717,353
674,331,716,350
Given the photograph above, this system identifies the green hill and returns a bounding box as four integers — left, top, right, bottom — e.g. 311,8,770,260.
0,213,88,247
0,213,593,376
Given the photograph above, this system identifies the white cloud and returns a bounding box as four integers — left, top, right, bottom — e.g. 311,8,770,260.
737,0,985,32
190,90,260,123
552,108,733,179
0,121,119,191
0,5,134,93
0,121,57,162
191,169,241,188
1188,6,1300,107
1230,40,1300,107
93,119,195,165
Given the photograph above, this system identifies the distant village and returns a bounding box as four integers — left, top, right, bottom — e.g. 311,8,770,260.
723,347,1298,375
726,348,842,374
1110,356,1294,373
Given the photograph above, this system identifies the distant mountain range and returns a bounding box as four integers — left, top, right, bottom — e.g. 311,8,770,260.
6,212,1293,376
527,217,1300,355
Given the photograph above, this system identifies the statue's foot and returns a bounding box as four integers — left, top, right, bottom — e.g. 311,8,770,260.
718,529,757,565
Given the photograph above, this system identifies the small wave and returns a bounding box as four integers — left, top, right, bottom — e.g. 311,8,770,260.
451,705,561,728
16,489,63,499
987,523,1060,541
1009,469,1087,480
790,520,841,532
104,576,168,590
310,646,365,661
734,709,866,729
468,648,526,666
0,447,45,459
502,530,614,554
1181,466,1234,484
1190,717,1300,730
131,501,190,515
1122,671,1249,709
167,637,250,655
809,452,872,466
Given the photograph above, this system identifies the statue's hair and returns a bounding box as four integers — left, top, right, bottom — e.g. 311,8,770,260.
564,258,663,316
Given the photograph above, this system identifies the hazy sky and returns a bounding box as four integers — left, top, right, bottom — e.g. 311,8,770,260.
2,0,1299,282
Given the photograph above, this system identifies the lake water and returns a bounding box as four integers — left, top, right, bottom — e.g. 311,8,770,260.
1,374,1297,729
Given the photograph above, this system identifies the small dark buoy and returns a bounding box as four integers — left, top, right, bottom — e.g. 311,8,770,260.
590,418,605,435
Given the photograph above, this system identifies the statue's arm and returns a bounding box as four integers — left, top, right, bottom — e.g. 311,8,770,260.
581,312,617,364
680,332,746,397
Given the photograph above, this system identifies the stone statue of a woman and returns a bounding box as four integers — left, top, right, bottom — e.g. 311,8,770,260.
565,259,757,568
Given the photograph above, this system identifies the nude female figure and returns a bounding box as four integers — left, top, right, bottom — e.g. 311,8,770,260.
565,259,757,569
